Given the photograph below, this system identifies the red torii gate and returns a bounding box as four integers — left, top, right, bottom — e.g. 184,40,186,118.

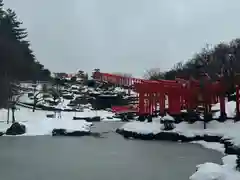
92,71,144,87
92,70,240,120
134,79,184,116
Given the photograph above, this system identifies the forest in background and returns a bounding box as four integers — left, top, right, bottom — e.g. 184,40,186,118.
147,39,240,84
145,39,240,96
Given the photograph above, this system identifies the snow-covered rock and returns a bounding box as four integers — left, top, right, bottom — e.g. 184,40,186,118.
6,122,26,135
190,162,226,180
161,114,175,121
223,155,238,170
71,85,79,89
190,156,240,180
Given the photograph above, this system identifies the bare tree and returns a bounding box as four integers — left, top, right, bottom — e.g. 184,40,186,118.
7,82,23,124
173,62,184,70
32,84,47,112
9,94,22,123
143,68,164,80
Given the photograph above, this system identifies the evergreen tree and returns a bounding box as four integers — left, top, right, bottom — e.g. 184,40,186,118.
0,0,51,108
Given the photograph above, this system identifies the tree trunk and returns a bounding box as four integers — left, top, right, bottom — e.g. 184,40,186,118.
11,108,15,123
32,103,36,112
33,96,37,112
7,107,10,124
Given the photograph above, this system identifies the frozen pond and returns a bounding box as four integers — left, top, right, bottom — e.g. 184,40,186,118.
0,122,222,180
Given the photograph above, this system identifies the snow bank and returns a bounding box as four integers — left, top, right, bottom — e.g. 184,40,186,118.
190,162,225,180
174,120,240,146
190,155,240,180
212,101,236,118
22,119,92,136
0,107,97,136
0,103,121,136
120,121,162,135
222,155,238,170
0,119,91,136
119,120,240,145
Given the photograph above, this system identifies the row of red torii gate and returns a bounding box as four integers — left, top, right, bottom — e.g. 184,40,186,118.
92,71,240,119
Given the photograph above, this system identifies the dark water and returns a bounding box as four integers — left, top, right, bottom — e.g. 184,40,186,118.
0,122,222,180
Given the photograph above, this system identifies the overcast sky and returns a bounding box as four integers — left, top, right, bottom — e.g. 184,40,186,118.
4,0,240,77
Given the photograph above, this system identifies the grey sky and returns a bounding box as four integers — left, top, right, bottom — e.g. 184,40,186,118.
4,0,240,77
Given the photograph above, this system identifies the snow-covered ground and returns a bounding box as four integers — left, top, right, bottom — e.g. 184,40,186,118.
0,80,123,135
18,81,136,111
0,106,120,136
120,121,162,134
212,100,236,118
0,108,91,136
190,155,240,180
120,119,240,143
120,100,240,144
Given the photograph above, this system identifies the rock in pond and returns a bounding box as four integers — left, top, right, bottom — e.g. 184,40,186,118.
6,122,26,135
52,128,91,136
72,116,101,122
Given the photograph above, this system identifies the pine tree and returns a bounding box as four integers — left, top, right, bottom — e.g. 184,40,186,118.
6,9,28,41
0,1,51,108
0,0,4,17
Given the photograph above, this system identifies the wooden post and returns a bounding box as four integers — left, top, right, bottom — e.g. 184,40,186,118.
236,85,240,121
219,95,226,121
